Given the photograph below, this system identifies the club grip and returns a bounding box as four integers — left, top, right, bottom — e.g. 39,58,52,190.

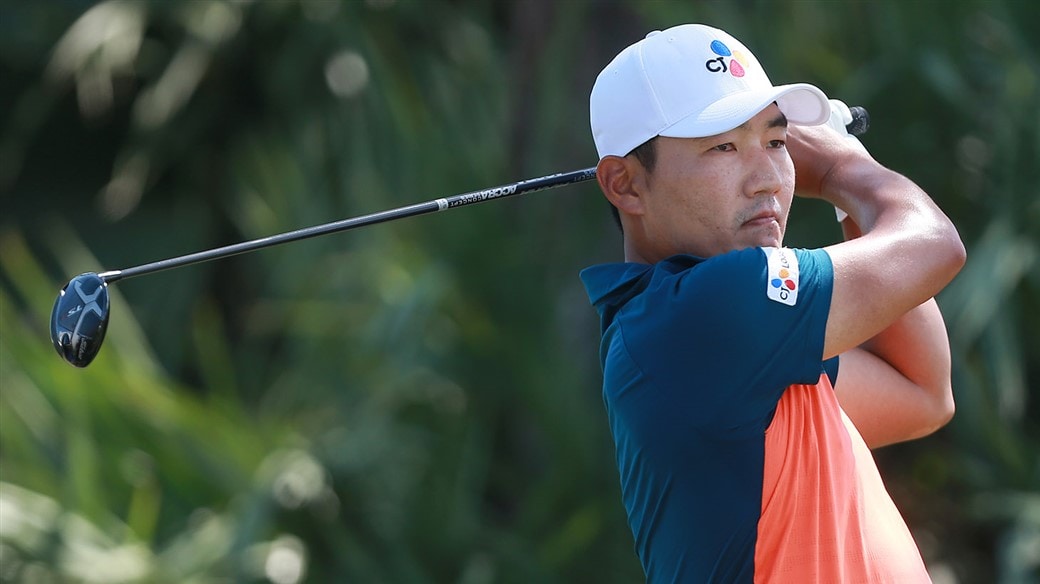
847,106,870,136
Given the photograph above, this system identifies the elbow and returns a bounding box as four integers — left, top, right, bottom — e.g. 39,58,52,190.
933,390,956,431
917,214,966,293
944,224,967,277
915,385,956,440
937,215,967,280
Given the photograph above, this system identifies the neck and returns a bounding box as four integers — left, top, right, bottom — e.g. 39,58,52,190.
623,238,652,264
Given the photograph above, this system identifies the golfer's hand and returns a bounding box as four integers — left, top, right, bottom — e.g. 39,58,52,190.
787,123,875,202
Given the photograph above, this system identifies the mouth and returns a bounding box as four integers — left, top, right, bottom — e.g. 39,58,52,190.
742,210,781,228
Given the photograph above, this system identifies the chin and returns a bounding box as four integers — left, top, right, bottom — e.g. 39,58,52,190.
740,231,781,248
753,226,784,248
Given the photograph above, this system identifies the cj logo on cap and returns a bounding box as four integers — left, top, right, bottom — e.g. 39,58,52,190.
704,40,747,78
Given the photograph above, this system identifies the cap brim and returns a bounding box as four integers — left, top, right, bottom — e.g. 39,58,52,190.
659,83,830,139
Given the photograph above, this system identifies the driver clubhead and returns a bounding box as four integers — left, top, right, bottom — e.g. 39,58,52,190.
51,272,110,367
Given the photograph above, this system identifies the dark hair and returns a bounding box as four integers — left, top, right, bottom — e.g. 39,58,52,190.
609,137,658,231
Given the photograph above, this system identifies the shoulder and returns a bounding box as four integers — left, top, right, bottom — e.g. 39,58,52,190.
659,247,832,300
668,246,831,281
582,247,833,317
647,247,834,340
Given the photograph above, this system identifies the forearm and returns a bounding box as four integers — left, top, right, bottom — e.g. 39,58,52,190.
793,127,964,281
818,158,964,358
859,298,954,421
826,158,961,265
839,219,955,439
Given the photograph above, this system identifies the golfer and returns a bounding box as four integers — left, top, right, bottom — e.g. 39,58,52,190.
580,24,965,583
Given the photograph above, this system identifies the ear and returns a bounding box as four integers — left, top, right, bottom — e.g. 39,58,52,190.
596,155,648,217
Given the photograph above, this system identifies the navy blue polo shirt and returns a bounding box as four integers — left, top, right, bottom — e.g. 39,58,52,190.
580,246,838,582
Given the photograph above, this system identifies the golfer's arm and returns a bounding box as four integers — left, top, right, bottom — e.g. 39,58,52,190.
787,125,964,445
835,301,954,448
832,218,952,444
830,218,956,448
820,158,965,361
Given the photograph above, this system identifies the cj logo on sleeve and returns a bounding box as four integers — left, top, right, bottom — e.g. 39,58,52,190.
763,247,799,306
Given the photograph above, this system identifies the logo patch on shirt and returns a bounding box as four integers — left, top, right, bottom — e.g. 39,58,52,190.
763,247,799,306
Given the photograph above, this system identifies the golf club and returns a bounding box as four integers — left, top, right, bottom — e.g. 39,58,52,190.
50,106,870,368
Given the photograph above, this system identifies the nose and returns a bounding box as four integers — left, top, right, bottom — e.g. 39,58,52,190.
744,148,785,198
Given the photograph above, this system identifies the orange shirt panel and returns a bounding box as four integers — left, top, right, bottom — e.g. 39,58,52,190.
754,378,932,583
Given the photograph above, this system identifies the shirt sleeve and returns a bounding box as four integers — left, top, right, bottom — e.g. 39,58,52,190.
824,356,840,387
621,247,834,434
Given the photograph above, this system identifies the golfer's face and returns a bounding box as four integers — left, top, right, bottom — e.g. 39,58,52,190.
641,104,796,259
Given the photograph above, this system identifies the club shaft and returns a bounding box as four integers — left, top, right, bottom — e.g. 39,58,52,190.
97,107,869,284
99,167,597,283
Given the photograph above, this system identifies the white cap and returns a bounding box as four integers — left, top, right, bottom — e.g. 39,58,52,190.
590,24,831,159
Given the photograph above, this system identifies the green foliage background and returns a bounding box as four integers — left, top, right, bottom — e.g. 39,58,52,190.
1,1,1037,582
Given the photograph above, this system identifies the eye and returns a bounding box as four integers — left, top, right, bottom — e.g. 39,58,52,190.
711,143,735,152
768,139,786,149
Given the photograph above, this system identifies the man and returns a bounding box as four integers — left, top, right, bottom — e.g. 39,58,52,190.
580,24,965,583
